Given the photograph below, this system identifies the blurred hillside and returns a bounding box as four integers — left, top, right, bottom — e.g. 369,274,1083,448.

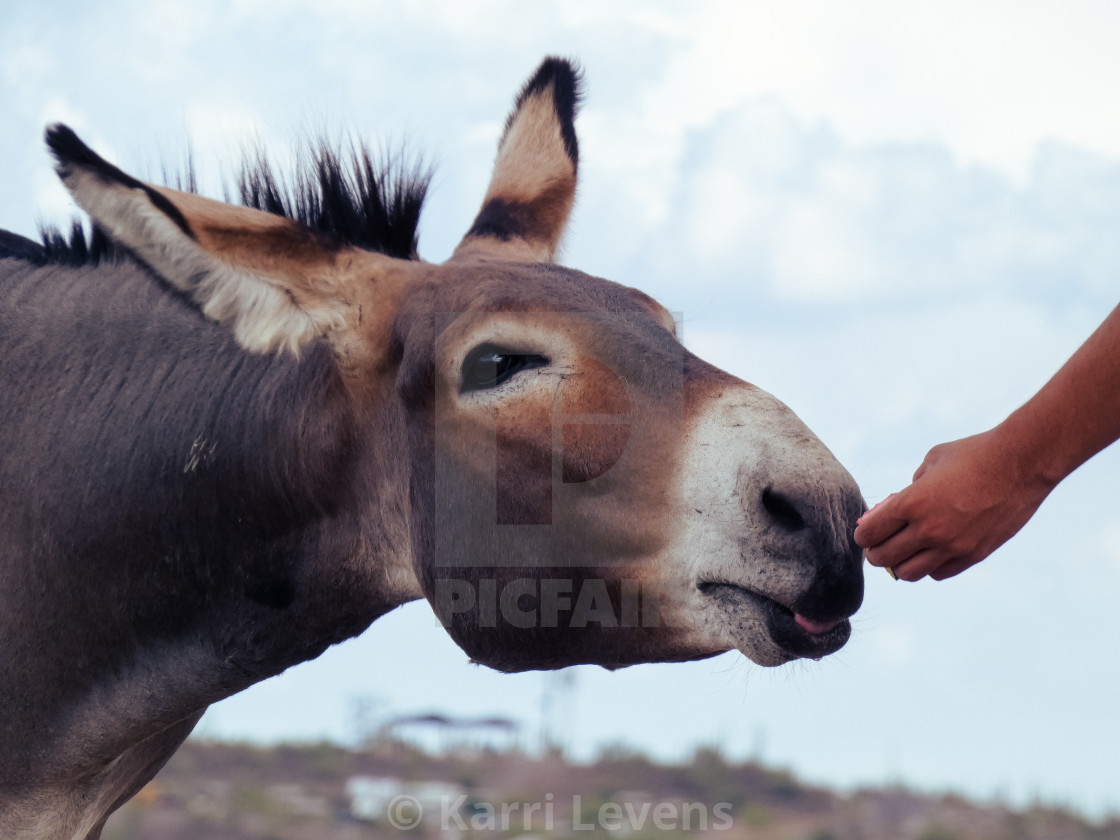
103,738,1120,840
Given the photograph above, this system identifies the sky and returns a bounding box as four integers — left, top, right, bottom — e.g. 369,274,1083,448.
4,0,1120,819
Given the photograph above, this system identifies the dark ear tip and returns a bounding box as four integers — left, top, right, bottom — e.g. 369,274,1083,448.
509,56,584,168
45,123,99,170
521,56,584,116
536,56,584,97
46,123,76,154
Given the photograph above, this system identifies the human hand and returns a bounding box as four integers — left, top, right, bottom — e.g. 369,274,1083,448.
854,430,1054,581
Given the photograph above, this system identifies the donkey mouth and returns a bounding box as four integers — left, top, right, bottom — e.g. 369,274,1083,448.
697,581,852,660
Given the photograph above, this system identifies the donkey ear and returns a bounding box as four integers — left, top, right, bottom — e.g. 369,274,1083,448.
452,57,582,264
46,123,374,357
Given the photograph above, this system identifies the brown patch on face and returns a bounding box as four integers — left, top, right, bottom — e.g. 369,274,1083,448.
488,352,640,522
680,354,762,425
561,425,630,485
560,356,630,484
560,356,630,414
496,397,552,525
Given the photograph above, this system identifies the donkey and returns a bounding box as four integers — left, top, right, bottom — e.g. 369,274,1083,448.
0,58,864,839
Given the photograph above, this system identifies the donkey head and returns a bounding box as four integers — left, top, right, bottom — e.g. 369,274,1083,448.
49,58,864,673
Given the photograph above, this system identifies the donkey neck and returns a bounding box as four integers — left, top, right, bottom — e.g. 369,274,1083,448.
0,256,416,783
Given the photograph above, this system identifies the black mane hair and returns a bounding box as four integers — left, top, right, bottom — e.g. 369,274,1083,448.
38,219,121,266
35,137,431,266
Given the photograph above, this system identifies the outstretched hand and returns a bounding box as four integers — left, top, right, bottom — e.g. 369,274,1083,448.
856,302,1120,582
854,430,1054,581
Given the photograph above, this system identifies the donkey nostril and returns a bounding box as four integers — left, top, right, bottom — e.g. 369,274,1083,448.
762,487,807,533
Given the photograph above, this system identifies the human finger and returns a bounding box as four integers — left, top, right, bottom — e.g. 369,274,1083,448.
890,548,947,582
863,523,928,571
854,492,906,549
860,533,922,573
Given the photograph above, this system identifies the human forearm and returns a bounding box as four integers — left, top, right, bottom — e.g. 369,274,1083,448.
855,302,1120,581
997,302,1120,489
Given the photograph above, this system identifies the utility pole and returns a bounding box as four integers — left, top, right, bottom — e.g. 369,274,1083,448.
540,669,577,756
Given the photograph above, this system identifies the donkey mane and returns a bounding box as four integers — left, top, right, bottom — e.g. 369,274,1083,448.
34,136,431,267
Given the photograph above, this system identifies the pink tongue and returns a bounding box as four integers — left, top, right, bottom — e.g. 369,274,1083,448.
794,614,842,635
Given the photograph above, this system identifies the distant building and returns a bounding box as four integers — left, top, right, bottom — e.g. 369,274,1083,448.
346,776,464,824
374,712,521,754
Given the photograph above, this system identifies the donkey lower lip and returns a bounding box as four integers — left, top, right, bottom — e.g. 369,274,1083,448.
698,581,852,660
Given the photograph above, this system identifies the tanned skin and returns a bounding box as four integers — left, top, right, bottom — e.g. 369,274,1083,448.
857,302,1120,582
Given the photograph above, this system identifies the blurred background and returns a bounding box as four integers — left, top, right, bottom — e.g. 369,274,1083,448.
3,0,1119,823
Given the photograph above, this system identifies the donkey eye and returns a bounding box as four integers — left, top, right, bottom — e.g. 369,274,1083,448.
461,346,548,393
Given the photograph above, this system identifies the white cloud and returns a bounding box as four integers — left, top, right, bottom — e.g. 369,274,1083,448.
569,91,1120,317
654,0,1120,180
